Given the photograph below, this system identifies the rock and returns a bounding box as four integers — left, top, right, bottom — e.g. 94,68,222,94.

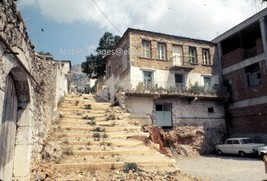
35,171,46,181
42,141,62,161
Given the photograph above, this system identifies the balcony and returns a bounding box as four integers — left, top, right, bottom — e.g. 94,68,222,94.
169,56,195,71
117,81,228,99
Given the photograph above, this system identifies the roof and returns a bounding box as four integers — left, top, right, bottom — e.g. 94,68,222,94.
227,137,251,140
212,7,267,43
107,27,215,63
125,28,215,45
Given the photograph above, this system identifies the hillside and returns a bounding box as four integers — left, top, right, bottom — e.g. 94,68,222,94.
69,64,91,92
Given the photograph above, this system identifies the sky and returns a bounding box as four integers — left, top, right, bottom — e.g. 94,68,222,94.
17,0,267,65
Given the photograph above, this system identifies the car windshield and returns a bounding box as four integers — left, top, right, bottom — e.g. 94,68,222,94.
241,139,254,144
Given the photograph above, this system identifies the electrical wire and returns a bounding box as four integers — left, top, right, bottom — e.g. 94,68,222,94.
91,0,121,34
119,0,132,32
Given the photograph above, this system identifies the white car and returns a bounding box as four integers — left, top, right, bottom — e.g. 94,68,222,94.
215,137,265,157
257,145,267,159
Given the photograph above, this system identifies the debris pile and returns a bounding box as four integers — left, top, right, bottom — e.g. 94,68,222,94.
143,125,215,157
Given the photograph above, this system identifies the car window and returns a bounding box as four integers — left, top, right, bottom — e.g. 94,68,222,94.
232,140,240,144
241,139,254,144
226,140,232,144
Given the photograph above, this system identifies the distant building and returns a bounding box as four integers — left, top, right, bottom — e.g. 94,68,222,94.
213,8,267,142
106,28,226,137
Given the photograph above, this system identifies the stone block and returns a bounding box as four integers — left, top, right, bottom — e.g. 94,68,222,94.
15,126,33,145
17,109,32,127
13,145,32,177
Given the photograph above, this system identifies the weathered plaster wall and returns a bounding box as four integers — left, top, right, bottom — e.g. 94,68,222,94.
125,96,154,114
153,98,225,128
0,1,70,180
130,66,220,90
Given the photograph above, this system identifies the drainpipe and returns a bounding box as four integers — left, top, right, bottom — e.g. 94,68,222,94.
259,18,267,69
217,42,230,137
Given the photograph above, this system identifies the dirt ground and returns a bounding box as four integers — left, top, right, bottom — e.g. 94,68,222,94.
176,155,267,181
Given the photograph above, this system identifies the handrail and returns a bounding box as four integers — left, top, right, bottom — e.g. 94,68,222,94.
0,35,43,92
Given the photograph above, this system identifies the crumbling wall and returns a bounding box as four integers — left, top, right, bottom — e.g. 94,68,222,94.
143,125,225,157
0,1,65,180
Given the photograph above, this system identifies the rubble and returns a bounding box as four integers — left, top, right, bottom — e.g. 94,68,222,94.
143,125,214,157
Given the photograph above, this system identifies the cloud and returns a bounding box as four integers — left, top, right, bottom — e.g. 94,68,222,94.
17,0,36,7
18,0,267,40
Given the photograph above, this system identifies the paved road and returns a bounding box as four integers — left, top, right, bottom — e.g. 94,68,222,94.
176,155,267,181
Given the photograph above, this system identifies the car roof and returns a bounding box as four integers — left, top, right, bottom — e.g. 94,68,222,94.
227,138,251,140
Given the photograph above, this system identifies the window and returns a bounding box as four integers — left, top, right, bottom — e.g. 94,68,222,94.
202,49,211,65
204,76,212,89
245,63,261,87
142,40,151,58
175,73,184,90
208,107,214,113
157,43,166,60
189,46,197,64
143,71,153,89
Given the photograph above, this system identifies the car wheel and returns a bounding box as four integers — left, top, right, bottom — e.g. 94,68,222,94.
239,151,245,157
261,153,265,160
217,150,223,156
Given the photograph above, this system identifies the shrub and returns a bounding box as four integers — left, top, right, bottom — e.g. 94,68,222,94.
123,162,138,173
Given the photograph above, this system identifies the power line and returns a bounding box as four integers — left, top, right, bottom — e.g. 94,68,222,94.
91,0,121,34
119,0,132,32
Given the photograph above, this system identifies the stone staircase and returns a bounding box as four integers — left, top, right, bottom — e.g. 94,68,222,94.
38,94,180,180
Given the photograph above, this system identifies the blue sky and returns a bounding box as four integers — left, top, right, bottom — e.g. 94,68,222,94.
17,0,267,65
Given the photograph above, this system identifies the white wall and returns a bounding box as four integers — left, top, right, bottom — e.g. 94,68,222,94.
125,96,154,114
130,66,220,90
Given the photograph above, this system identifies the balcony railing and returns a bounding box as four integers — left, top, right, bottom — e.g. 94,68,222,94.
117,80,228,98
169,56,195,71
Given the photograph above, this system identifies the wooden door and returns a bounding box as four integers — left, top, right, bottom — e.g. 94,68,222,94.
0,75,18,181
155,103,172,127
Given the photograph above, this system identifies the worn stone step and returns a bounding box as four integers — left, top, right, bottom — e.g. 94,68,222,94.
60,152,174,164
54,126,140,132
60,104,110,110
58,119,122,126
53,132,149,139
67,139,144,147
53,162,176,172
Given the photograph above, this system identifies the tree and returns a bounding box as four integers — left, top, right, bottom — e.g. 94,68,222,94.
81,32,120,78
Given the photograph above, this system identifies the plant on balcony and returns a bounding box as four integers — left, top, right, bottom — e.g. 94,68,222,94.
167,86,177,94
135,82,144,93
150,83,159,93
188,82,205,95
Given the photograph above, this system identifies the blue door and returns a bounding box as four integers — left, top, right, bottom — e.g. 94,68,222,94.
155,103,172,127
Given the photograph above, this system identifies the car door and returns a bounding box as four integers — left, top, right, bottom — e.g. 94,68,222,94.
231,140,241,154
223,140,233,154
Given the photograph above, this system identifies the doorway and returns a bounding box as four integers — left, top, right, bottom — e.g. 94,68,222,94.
172,45,183,66
0,75,18,181
155,103,172,127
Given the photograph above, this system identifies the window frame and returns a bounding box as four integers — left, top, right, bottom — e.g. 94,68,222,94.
189,46,197,64
202,48,211,65
141,40,151,58
157,43,167,60
203,76,212,89
143,71,154,89
245,63,261,88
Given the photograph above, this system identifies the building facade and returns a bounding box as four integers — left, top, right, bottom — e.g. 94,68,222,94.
213,8,267,142
106,28,226,133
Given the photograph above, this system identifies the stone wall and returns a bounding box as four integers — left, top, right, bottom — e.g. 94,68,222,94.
0,1,70,180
